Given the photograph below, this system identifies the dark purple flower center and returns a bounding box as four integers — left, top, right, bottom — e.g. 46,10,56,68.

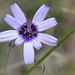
18,23,38,42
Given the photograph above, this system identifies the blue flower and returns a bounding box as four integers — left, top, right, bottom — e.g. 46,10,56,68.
0,3,58,64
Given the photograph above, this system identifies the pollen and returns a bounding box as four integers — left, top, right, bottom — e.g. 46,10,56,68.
29,34,31,37
36,27,38,29
18,32,19,34
34,24,36,26
24,24,26,26
24,31,26,34
20,29,23,31
36,34,38,37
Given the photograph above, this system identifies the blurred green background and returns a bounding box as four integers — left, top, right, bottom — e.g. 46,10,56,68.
0,0,75,75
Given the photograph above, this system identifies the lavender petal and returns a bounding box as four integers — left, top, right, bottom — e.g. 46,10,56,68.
23,42,34,64
38,33,58,46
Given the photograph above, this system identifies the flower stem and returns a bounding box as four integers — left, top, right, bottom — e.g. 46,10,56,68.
3,47,12,75
3,41,15,75
24,28,75,75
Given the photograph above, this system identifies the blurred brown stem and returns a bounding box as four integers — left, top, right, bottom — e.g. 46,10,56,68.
3,41,15,75
3,47,12,75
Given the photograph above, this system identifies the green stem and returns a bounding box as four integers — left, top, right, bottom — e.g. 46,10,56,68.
24,28,75,75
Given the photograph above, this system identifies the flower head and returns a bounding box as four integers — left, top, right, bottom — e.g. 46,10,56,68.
0,3,58,64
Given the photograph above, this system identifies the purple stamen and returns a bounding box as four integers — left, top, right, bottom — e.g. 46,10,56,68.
31,23,38,32
23,23,27,29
